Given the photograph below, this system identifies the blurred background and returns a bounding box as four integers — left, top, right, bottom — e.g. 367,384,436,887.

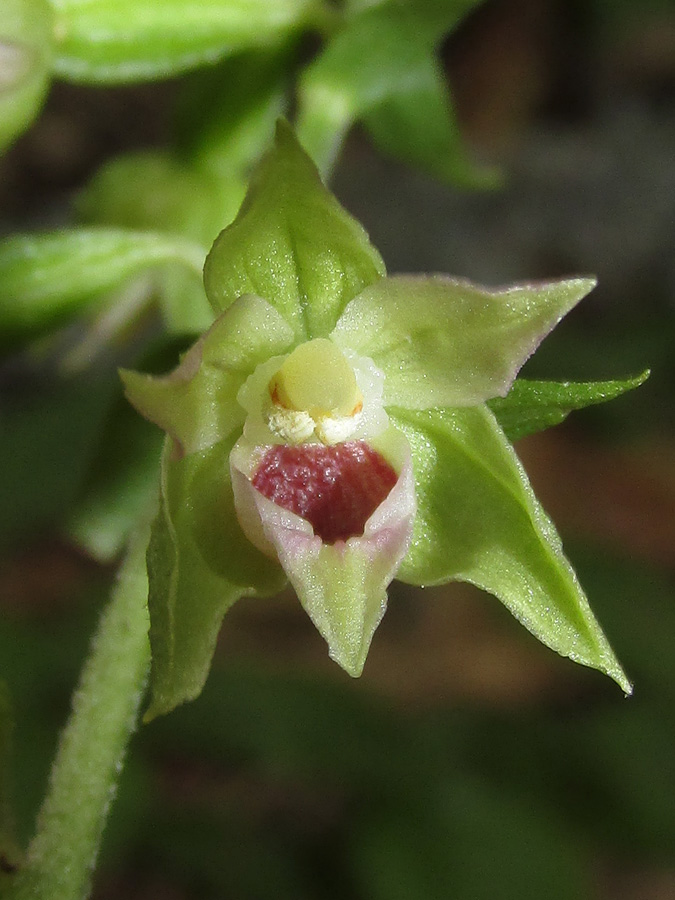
1,0,675,897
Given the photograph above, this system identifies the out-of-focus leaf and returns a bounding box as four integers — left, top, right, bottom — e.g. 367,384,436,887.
48,0,326,83
488,371,650,442
363,61,499,187
0,376,116,548
79,157,226,334
79,45,294,334
296,0,490,181
0,0,53,152
176,48,292,182
0,229,205,340
66,399,163,562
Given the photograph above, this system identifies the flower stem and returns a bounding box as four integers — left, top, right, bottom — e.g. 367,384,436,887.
4,530,150,900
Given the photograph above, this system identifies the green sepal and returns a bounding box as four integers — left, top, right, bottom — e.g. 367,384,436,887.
49,0,324,84
203,120,385,343
332,275,596,409
121,294,294,457
0,228,205,340
488,371,651,442
0,0,53,152
390,404,631,693
145,437,286,720
296,0,490,182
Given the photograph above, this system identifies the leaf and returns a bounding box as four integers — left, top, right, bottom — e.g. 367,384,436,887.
363,53,500,188
203,121,385,343
121,294,295,457
49,0,325,83
296,0,489,181
0,228,205,340
65,399,164,562
0,0,53,152
145,438,286,719
78,154,230,333
175,48,291,182
488,371,651,442
332,275,596,409
0,376,116,549
390,404,631,693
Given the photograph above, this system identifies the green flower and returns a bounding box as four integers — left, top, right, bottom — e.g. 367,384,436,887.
122,122,630,719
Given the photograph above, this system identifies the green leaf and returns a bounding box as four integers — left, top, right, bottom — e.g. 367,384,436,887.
390,404,631,693
488,371,651,442
0,376,116,550
0,0,53,152
332,275,596,409
363,53,500,188
296,0,488,180
176,48,291,182
121,294,295,457
145,438,286,719
203,121,385,343
0,228,205,340
49,0,325,83
78,153,240,334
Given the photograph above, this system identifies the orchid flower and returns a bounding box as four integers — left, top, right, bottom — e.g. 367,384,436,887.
122,122,630,719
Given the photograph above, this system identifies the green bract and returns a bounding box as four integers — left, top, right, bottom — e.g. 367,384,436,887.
296,0,497,184
123,122,632,719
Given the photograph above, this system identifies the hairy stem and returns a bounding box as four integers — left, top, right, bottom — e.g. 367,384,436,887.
5,530,150,900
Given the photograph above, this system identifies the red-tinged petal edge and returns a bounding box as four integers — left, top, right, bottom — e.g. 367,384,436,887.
251,442,398,544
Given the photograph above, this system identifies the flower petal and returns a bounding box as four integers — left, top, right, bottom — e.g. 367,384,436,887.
390,404,631,694
203,120,385,343
121,293,294,457
231,428,416,675
331,275,596,408
145,435,286,719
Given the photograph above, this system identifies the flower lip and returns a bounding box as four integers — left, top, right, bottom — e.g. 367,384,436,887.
251,441,398,544
230,423,414,559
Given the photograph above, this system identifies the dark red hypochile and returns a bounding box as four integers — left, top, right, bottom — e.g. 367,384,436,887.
251,441,398,544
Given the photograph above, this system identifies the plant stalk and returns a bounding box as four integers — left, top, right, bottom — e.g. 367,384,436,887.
4,530,150,900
